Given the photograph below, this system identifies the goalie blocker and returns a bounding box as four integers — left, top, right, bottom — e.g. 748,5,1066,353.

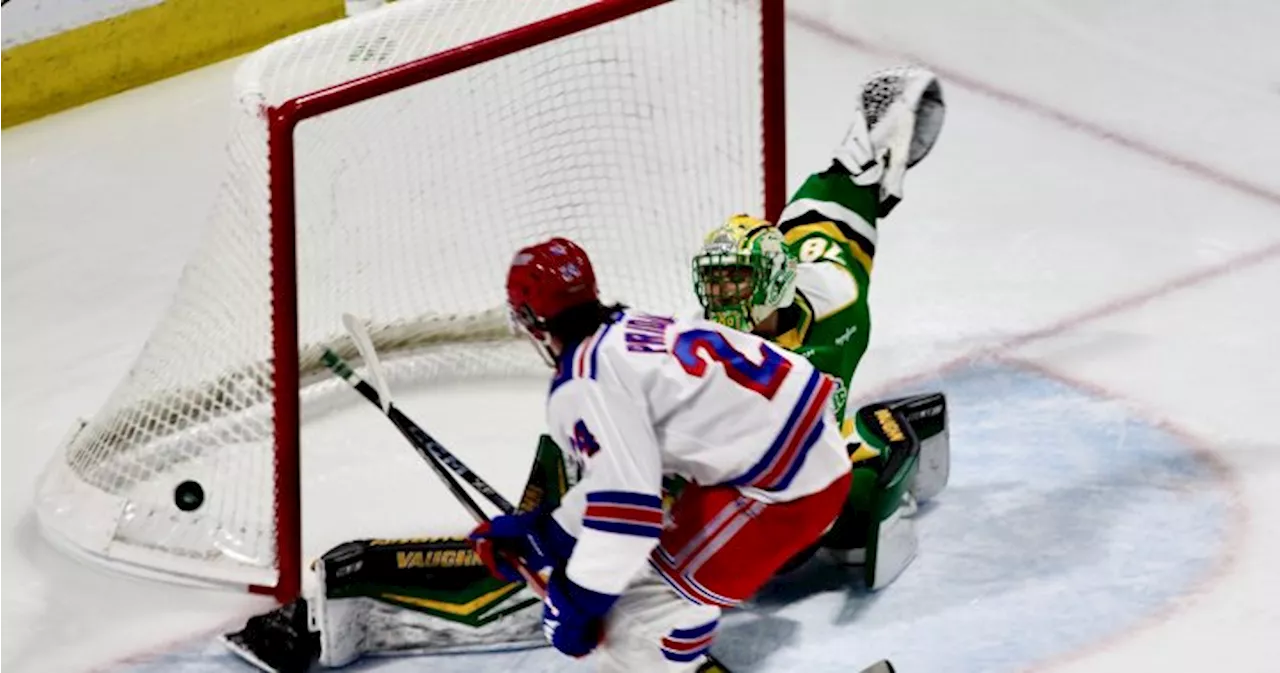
223,396,947,671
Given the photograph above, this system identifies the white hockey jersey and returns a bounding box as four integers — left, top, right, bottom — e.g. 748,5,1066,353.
545,309,850,598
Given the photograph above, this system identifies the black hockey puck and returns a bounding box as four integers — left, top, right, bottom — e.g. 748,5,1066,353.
175,480,205,512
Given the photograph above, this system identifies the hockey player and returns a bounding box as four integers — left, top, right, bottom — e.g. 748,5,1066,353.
470,236,854,671
695,65,946,431
689,66,950,587
222,65,948,673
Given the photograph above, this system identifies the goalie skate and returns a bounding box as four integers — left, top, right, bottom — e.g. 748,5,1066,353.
221,599,319,673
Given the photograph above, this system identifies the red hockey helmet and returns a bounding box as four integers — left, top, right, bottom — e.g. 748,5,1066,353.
506,237,599,363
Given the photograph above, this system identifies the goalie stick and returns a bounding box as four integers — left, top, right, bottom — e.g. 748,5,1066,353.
324,319,544,596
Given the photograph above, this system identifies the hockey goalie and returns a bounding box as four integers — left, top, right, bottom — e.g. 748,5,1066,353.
224,66,949,673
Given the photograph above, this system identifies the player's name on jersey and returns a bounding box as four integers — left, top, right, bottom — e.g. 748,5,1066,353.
624,314,676,353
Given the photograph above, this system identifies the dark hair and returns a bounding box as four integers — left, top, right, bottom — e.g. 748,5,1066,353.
546,300,626,344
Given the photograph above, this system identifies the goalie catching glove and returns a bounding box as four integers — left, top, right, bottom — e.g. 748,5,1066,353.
834,65,945,216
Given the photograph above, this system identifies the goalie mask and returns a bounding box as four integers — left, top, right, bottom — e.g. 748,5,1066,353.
692,215,797,332
506,237,599,366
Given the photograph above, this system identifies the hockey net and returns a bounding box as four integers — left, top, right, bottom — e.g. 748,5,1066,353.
36,0,784,601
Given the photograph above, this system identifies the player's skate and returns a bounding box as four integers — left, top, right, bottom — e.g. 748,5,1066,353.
221,598,319,673
833,66,946,216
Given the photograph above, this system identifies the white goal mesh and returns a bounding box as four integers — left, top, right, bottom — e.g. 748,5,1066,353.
36,0,778,593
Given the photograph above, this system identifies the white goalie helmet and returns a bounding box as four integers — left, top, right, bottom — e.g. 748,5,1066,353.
835,65,946,216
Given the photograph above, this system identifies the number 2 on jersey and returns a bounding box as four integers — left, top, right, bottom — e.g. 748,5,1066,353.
672,329,792,400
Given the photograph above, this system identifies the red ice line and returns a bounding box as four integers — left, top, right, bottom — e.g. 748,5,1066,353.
791,13,1263,672
787,10,1280,400
95,12,1280,672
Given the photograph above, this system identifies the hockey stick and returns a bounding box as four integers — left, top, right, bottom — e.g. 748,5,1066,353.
327,320,889,671
320,348,491,519
322,320,517,515
342,313,392,414
322,348,545,595
321,348,517,516
322,329,544,596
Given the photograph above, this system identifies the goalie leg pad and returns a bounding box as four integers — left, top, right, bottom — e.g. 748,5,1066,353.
306,435,577,665
820,403,921,589
884,392,950,503
229,434,574,669
309,538,544,667
824,465,918,590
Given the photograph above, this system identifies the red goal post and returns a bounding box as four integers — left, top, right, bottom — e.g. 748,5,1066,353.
37,0,786,604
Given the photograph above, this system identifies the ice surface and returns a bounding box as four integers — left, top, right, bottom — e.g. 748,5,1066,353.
4,0,1279,671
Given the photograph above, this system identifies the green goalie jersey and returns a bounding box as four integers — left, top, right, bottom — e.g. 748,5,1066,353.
693,162,925,585
772,163,881,437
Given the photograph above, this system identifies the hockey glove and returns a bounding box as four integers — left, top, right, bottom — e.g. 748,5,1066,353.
468,509,575,582
834,66,945,216
542,570,613,658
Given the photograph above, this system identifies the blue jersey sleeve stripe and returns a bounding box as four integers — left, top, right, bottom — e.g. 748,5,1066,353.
550,337,585,394
587,319,616,380
668,620,718,640
583,519,663,538
574,332,597,379
585,490,662,508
